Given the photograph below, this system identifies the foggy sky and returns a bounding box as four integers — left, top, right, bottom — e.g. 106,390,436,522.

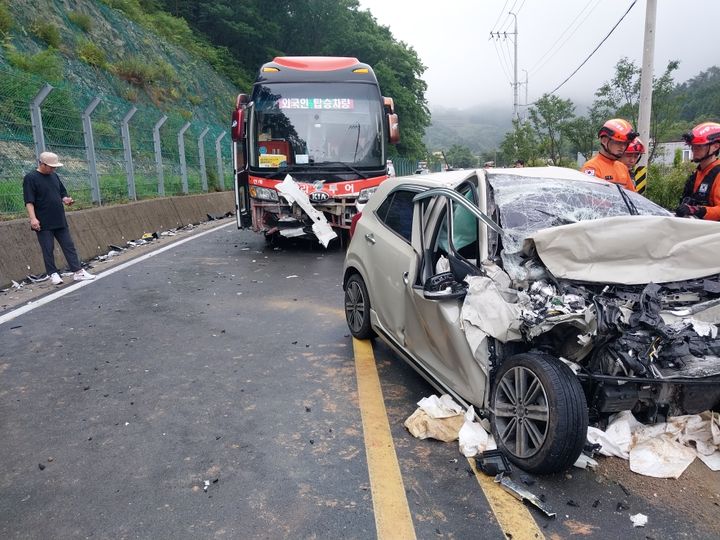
358,0,720,113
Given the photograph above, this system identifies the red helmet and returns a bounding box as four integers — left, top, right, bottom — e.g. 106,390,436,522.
682,122,720,145
625,137,645,154
598,119,638,143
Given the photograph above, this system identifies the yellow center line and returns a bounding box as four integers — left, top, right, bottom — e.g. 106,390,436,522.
468,458,545,540
353,337,416,540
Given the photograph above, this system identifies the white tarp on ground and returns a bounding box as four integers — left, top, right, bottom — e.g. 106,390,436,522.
587,410,720,478
527,215,720,285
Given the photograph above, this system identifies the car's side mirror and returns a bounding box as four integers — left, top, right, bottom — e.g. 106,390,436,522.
422,271,467,300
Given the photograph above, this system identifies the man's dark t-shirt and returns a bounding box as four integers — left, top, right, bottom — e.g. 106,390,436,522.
23,170,68,230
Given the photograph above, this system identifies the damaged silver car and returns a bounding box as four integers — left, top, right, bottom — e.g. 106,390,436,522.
343,167,720,474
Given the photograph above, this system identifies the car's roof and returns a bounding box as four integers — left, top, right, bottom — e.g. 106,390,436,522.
387,166,609,189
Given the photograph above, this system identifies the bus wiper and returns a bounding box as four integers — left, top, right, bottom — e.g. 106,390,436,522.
535,209,577,225
314,161,368,179
266,165,304,179
616,183,639,215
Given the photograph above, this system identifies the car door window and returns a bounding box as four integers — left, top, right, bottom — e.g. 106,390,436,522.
375,189,415,242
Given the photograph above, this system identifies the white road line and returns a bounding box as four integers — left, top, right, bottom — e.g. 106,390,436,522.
0,221,235,327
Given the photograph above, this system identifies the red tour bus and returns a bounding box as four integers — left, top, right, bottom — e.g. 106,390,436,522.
231,56,399,246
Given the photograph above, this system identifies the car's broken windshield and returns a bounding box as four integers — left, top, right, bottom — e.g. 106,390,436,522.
488,174,670,252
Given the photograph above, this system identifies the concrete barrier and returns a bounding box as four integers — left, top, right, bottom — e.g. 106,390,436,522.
0,192,235,287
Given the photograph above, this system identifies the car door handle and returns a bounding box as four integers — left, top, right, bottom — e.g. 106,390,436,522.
364,233,376,245
402,272,409,284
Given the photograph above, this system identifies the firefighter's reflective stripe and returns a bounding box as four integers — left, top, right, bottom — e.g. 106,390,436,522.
634,166,647,194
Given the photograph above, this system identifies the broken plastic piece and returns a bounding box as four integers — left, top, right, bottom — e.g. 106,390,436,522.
630,513,648,527
276,175,337,247
476,450,512,476
495,475,556,518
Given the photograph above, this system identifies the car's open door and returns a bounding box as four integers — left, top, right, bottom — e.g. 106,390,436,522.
403,176,502,405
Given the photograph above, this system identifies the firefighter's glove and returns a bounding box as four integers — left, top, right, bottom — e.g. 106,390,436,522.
676,204,707,219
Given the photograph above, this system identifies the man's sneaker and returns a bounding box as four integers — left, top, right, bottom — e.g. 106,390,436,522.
50,272,63,285
73,269,96,281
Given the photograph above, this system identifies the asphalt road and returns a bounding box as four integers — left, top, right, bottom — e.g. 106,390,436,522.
1,220,718,539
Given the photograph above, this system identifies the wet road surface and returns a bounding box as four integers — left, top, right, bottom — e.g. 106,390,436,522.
1,220,717,539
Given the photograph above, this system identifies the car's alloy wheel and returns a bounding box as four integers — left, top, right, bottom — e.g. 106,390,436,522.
345,274,374,339
491,354,588,474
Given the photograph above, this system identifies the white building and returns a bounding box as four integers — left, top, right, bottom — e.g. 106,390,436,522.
653,140,691,165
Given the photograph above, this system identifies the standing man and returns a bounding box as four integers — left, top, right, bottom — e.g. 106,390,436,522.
676,122,720,220
619,137,645,187
23,151,96,285
581,118,638,191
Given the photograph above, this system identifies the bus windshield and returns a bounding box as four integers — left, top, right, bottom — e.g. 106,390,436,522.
248,82,384,171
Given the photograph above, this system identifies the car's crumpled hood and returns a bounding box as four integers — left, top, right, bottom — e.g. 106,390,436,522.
524,215,720,285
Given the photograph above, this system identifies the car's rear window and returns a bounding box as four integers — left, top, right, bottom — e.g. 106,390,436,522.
375,190,415,242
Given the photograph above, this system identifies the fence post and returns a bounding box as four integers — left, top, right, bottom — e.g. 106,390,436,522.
121,106,138,200
178,122,191,194
215,132,226,190
82,96,102,205
198,127,209,192
153,115,168,197
30,83,53,161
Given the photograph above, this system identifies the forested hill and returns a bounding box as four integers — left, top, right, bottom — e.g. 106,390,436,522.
120,0,430,159
0,0,430,159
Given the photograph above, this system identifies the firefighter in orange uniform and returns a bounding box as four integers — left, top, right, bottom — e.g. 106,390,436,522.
619,137,645,188
676,122,720,220
581,119,638,191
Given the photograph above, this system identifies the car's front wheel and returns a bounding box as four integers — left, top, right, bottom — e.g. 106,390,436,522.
491,353,587,474
344,273,375,339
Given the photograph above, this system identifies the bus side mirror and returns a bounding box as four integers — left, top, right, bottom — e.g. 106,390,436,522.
231,93,249,141
383,96,395,115
231,108,245,141
387,113,400,145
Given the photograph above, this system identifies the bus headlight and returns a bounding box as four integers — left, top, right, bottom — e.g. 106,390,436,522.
249,186,279,201
357,187,378,204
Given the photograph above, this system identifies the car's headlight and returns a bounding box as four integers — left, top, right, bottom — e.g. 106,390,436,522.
357,186,378,204
249,186,279,201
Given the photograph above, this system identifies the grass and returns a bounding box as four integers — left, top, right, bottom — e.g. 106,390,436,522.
68,11,93,32
0,2,12,36
77,39,107,69
4,47,63,81
30,21,61,49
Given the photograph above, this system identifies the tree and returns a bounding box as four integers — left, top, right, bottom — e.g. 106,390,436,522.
153,0,431,159
444,144,477,168
499,119,538,165
593,58,681,161
529,94,575,165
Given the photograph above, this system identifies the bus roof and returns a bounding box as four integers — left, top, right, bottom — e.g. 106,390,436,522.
256,56,379,85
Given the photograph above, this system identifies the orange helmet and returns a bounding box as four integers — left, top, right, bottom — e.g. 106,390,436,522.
625,137,645,154
682,122,720,145
598,119,638,143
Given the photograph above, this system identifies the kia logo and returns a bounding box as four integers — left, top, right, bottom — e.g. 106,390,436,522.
309,191,330,203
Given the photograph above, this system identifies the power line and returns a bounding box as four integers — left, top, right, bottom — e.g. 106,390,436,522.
528,0,600,75
533,0,638,102
500,0,517,33
491,36,513,84
490,0,510,32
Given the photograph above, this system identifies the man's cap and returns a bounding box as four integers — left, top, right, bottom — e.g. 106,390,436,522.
39,151,63,168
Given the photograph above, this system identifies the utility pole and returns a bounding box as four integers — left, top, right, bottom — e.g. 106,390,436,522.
489,12,519,122
510,12,518,122
637,0,656,168
522,69,528,122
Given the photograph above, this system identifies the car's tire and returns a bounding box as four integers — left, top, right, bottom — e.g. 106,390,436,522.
491,353,588,474
344,274,375,339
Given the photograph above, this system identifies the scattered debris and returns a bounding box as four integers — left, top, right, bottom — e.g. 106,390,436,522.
26,274,49,283
476,450,512,477
496,475,556,518
404,409,463,443
38,463,45,471
630,513,648,527
203,480,210,492
458,406,494,457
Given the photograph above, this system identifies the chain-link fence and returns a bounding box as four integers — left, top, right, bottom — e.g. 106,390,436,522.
0,65,232,219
